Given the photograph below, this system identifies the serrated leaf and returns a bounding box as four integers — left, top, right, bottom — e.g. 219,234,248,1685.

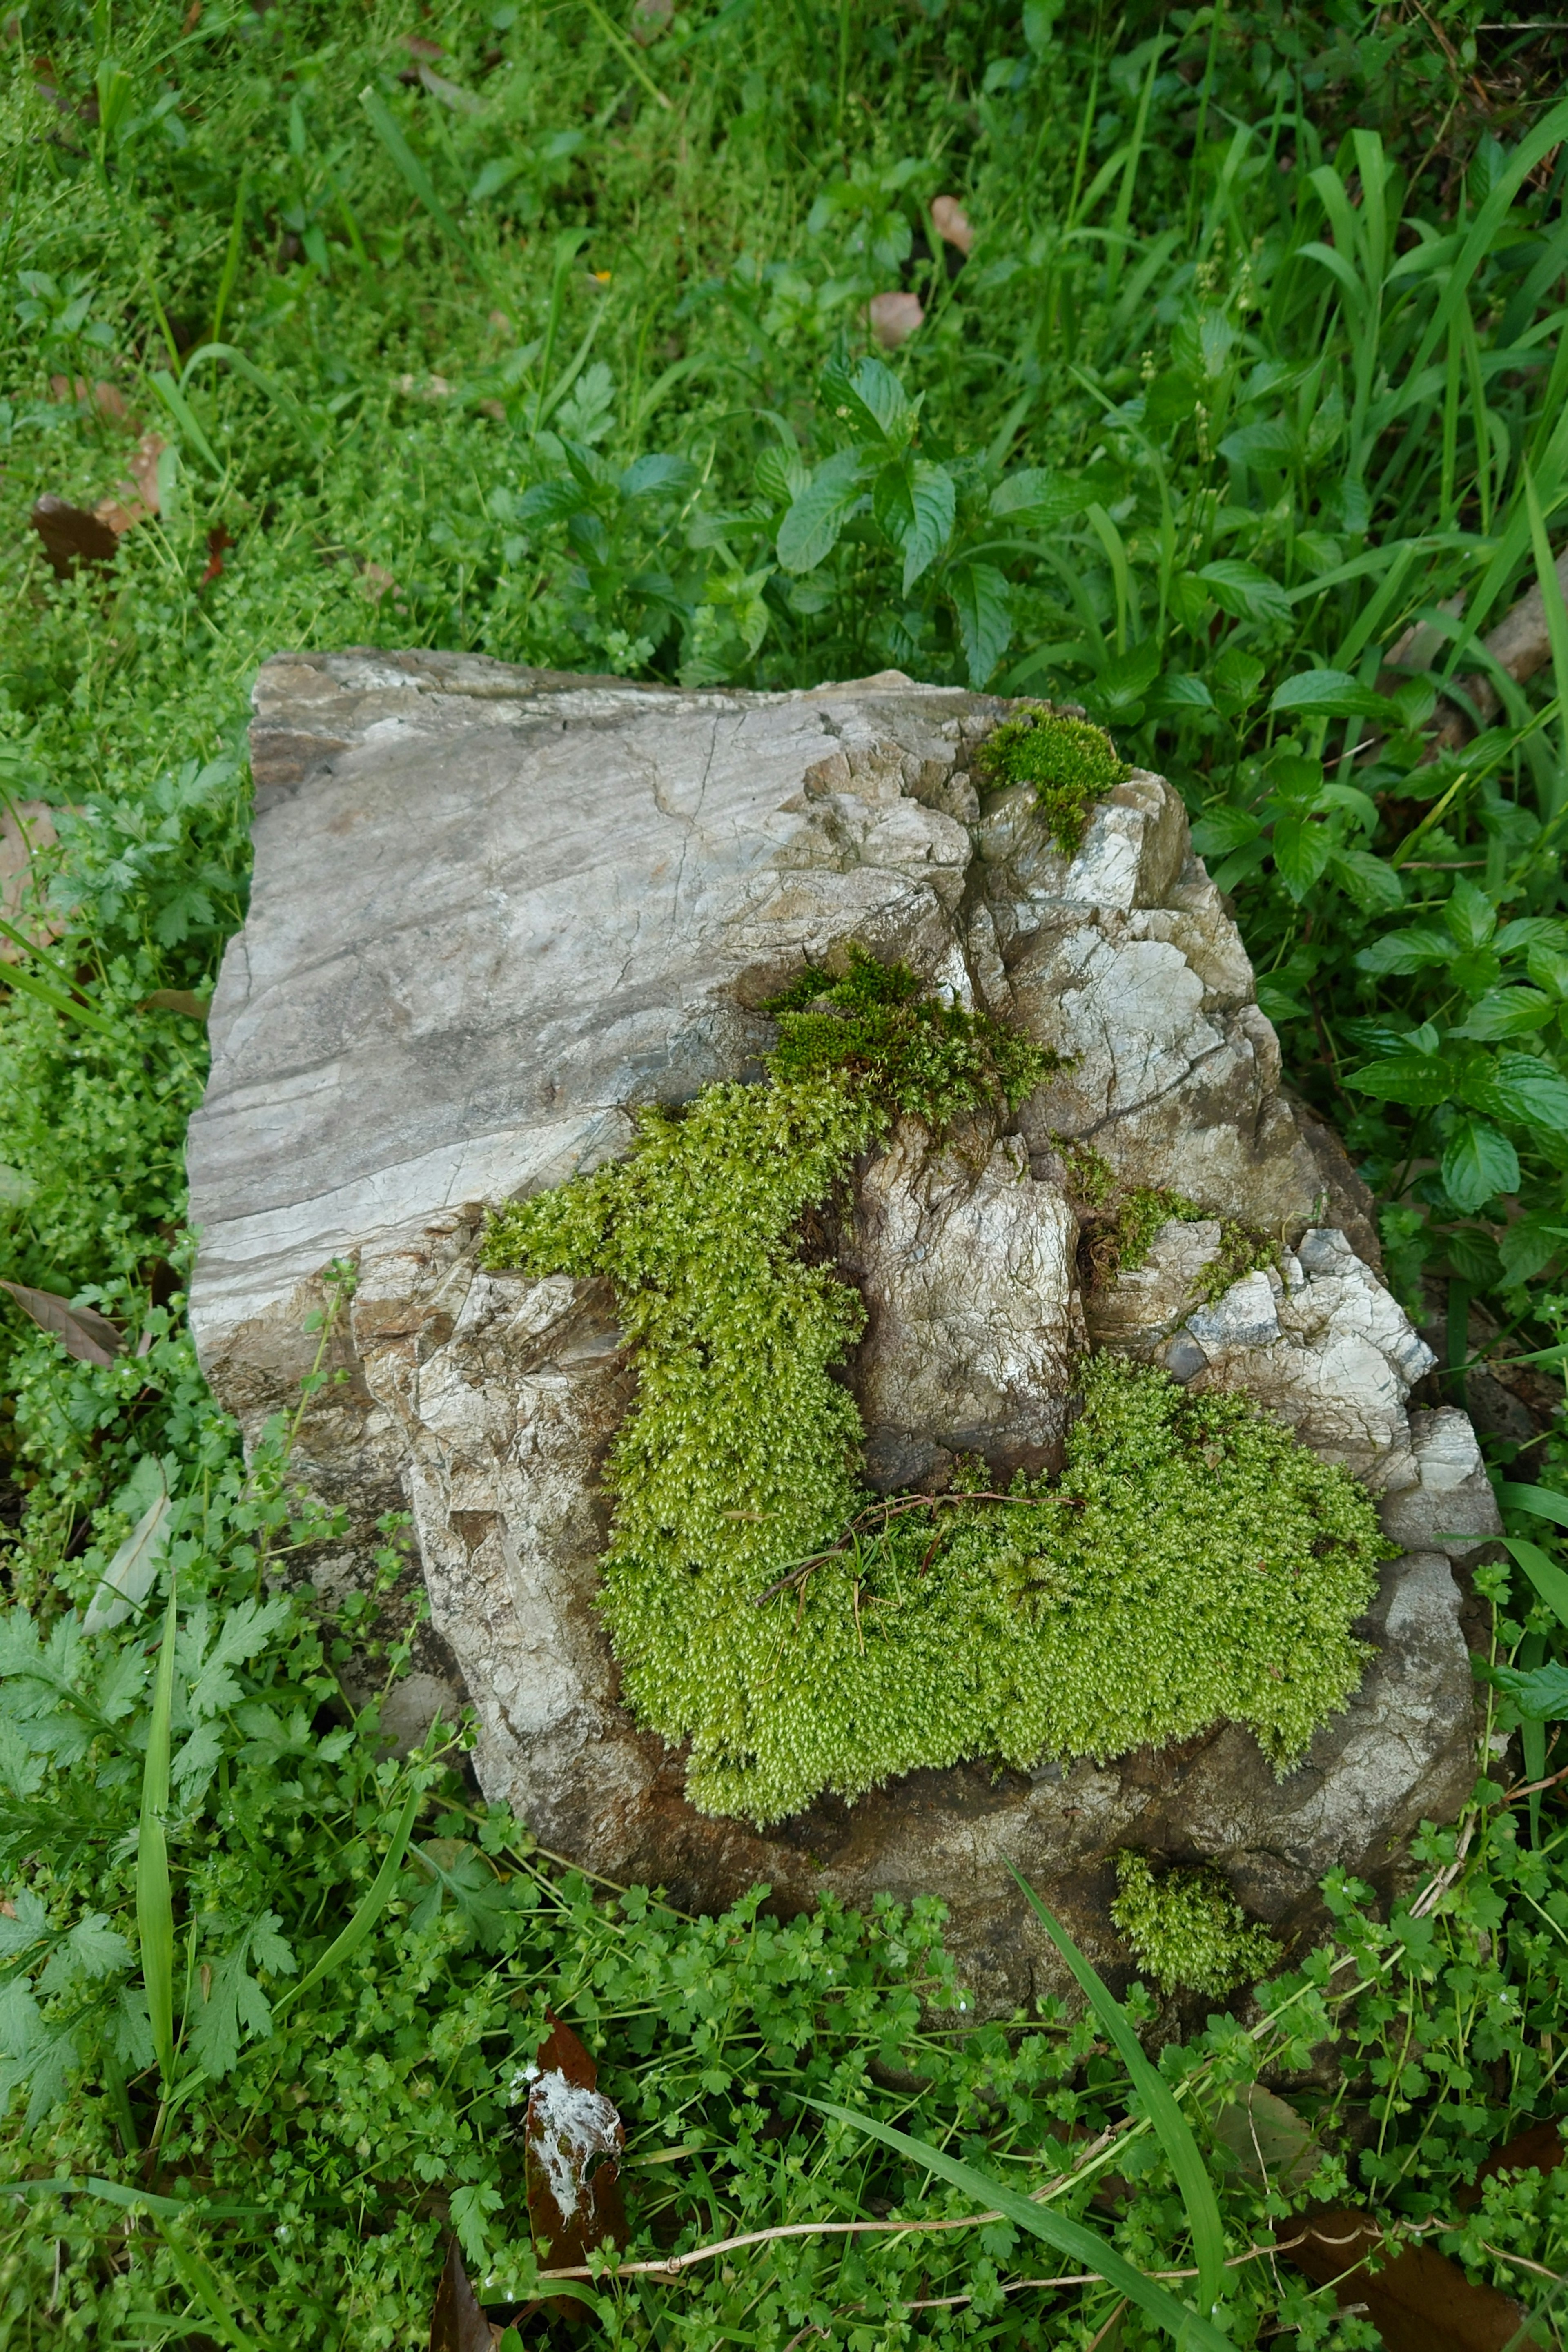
1353,927,1452,976
1271,813,1333,900
516,478,586,526
1474,1051,1568,1135
1268,667,1387,719
822,354,914,448
1452,987,1555,1040
1345,1055,1458,1106
1443,875,1497,950
1197,558,1292,624
187,1928,277,2082
776,448,868,574
1442,1119,1519,1213
617,453,696,500
875,457,954,592
1217,416,1299,467
1328,848,1405,911
949,560,1012,687
83,1488,170,1634
1189,807,1261,857
1498,1214,1568,1285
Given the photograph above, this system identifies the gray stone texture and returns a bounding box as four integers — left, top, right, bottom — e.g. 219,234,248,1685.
188,652,1486,2011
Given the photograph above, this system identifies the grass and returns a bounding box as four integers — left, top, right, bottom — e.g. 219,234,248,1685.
2,0,1568,2345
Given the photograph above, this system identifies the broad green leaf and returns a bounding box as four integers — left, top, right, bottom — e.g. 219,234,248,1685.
1354,929,1452,977
1269,668,1387,719
1329,848,1405,911
1156,670,1214,710
1198,558,1292,624
822,354,915,448
1441,1119,1519,1213
812,2099,1233,2351
1190,807,1261,857
1494,1658,1568,1721
874,457,954,591
1444,876,1498,951
518,478,587,525
949,561,1013,686
619,453,697,500
1452,988,1555,1040
1526,945,1568,1000
776,448,867,573
1345,1055,1457,1107
1271,813,1333,900
1470,1052,1568,1136
1217,416,1298,468
1498,1217,1568,1285
1007,1871,1227,2319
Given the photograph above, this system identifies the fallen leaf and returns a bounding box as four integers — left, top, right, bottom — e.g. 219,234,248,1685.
1279,2209,1540,2352
0,1281,124,1367
429,2237,501,2351
419,63,486,114
30,495,118,578
868,291,924,350
0,800,63,965
477,399,506,422
95,431,168,537
1214,2085,1321,2194
631,0,674,41
524,2016,627,2273
139,989,210,1021
402,32,445,57
48,375,132,423
183,0,201,28
198,527,231,590
360,561,399,603
931,194,974,255
83,1483,171,1633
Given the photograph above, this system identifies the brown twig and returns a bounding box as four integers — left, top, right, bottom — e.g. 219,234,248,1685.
752,1490,1046,1606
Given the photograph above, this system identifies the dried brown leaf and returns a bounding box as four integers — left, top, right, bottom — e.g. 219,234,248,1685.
0,801,63,966
403,32,445,57
868,292,924,349
0,1281,124,1367
524,2016,627,2272
139,990,210,1021
1280,2208,1541,2352
31,495,118,578
429,2237,501,2352
930,195,974,255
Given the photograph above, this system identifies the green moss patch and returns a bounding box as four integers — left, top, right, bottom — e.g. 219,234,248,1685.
976,705,1129,855
1111,1852,1282,2000
483,958,1388,1829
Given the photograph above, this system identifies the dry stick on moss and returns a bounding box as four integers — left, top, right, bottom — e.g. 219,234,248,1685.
751,1490,1049,1606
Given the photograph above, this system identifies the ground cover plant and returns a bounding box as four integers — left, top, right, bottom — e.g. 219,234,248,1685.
4,0,1568,2345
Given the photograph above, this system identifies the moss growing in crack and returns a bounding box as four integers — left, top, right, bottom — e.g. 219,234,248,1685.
975,705,1129,855
483,960,1389,1830
766,943,1059,1123
1080,1178,1283,1305
1053,1134,1116,1209
1111,1851,1282,2001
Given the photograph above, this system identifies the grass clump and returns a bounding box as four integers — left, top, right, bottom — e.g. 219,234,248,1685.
1112,1851,1282,2000
976,707,1129,856
488,1026,1390,1830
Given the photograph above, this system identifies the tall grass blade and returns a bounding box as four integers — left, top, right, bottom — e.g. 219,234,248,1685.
811,2099,1232,2351
271,1779,422,2018
1408,96,1568,384
155,2217,266,2352
1499,1536,1568,1635
359,86,475,267
1524,463,1568,811
138,1579,178,2089
148,370,223,477
1009,1866,1227,2318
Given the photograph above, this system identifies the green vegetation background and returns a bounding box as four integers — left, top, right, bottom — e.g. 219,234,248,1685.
3,1,1568,2345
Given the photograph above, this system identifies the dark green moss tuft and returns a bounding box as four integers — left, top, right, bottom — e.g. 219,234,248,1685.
975,705,1129,855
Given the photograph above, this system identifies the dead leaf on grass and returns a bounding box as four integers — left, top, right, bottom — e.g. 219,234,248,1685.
0,1281,124,1367
48,375,132,423
524,2016,626,2272
1280,2207,1544,2352
930,194,974,255
0,801,63,964
31,495,118,577
139,989,210,1021
402,32,445,58
429,2237,502,2350
868,291,924,349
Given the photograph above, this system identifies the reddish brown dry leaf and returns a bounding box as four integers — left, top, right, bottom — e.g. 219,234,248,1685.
199,526,232,590
1280,2208,1539,2352
31,495,118,578
930,194,974,255
139,990,210,1021
47,376,132,423
429,2237,502,2352
402,32,445,57
524,2016,627,2274
183,0,202,29
96,432,168,538
868,292,924,349
0,1282,124,1368
0,800,63,966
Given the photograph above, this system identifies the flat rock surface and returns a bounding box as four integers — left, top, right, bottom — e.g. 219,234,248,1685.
189,652,1488,2008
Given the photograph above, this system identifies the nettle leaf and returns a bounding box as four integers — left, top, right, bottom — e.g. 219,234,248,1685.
948,561,1012,687
1271,814,1333,900
1453,988,1555,1040
1269,668,1387,720
618,453,697,501
516,478,586,526
1091,638,1161,715
822,354,918,448
1471,1051,1568,1136
1196,558,1292,624
1190,807,1261,858
1442,1120,1520,1214
989,462,1118,527
1445,876,1498,950
873,457,954,592
1354,926,1452,976
1499,915,1568,958
1328,848,1405,911
1526,944,1568,999
776,448,868,574
1346,1055,1457,1107
1499,1212,1568,1285
1494,1658,1568,1719
1217,415,1299,468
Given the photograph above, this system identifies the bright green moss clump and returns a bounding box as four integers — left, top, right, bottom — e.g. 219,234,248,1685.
488,1050,1389,1823
976,704,1129,854
1111,1851,1282,2000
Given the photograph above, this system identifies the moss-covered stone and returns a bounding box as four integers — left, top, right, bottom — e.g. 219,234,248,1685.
1111,1851,1281,2000
483,956,1390,1830
975,705,1129,855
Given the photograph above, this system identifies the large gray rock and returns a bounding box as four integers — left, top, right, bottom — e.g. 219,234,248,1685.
188,651,1485,2011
